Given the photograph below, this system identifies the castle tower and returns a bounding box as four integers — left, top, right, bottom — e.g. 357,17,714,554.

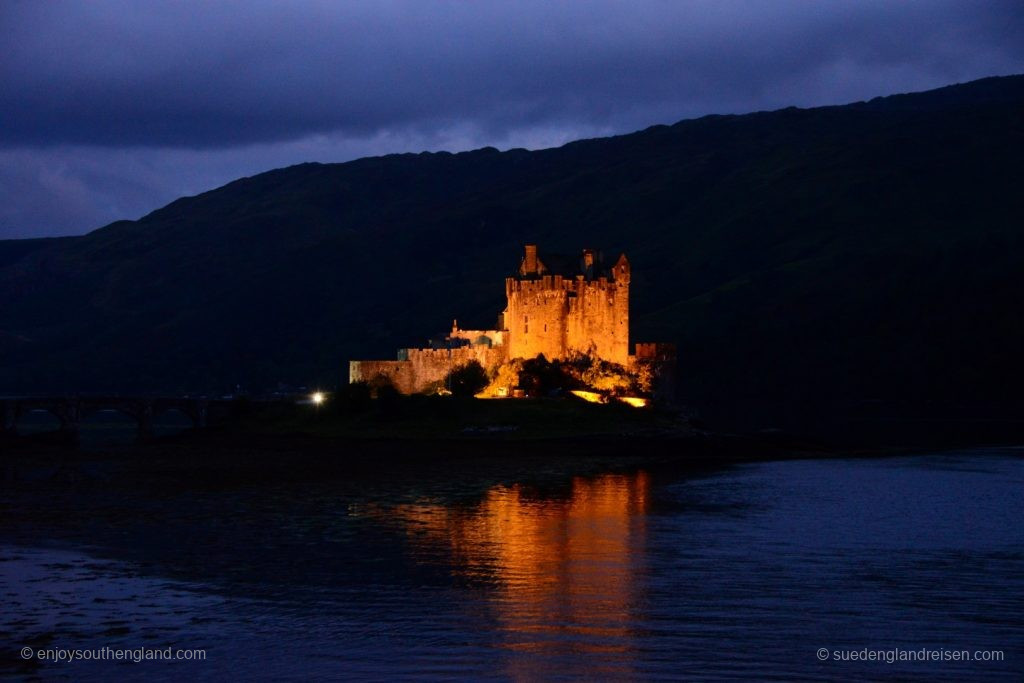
504,245,630,365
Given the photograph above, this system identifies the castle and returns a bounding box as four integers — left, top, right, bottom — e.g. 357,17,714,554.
349,244,674,397
505,245,630,364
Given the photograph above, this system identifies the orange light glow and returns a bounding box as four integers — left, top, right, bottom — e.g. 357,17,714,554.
569,389,607,403
617,396,648,408
385,472,650,674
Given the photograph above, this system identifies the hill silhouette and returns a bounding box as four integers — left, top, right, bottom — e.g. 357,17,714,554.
2,74,1023,434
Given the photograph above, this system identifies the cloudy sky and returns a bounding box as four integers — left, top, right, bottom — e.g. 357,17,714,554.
2,0,1022,239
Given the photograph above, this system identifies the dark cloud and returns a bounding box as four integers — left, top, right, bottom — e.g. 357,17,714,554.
1,0,1022,237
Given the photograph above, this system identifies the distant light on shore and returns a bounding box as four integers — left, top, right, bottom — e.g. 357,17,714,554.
311,392,325,405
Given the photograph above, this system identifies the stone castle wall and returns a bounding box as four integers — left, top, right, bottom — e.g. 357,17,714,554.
634,342,676,361
504,276,570,363
630,342,678,401
349,345,507,394
348,360,417,394
504,273,629,365
565,277,628,364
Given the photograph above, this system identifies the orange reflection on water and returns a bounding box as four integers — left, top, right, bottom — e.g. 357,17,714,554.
393,471,650,670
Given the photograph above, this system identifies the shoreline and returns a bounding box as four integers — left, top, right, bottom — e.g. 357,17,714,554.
6,394,1024,492
1,424,991,490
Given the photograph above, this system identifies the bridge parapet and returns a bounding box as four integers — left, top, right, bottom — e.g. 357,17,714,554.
2,396,220,442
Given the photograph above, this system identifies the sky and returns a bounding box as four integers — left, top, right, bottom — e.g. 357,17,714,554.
2,1,1022,240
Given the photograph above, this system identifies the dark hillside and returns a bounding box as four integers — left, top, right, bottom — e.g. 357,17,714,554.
2,75,1022,434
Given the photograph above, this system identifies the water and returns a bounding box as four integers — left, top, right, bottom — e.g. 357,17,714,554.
2,449,1023,680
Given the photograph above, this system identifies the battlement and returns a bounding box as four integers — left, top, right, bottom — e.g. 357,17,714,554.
504,273,623,298
634,342,676,361
399,347,457,361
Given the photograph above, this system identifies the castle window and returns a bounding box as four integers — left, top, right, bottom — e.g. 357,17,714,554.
525,324,528,334
544,324,547,332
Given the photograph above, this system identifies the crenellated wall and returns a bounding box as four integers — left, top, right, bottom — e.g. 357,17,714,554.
348,360,417,394
630,342,677,401
504,275,570,362
564,276,629,364
504,254,630,365
634,342,676,362
350,344,507,394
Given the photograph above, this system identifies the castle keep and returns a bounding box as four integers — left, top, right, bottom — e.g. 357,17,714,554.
505,245,630,365
349,244,672,396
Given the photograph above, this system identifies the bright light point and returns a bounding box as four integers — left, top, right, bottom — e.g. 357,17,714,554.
312,391,325,405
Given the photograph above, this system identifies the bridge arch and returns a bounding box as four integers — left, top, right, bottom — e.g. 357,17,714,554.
12,407,63,435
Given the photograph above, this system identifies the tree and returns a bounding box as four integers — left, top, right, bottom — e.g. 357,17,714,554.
518,355,570,396
446,360,489,397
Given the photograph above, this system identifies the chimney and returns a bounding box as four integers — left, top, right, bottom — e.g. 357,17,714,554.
582,248,596,270
524,244,538,274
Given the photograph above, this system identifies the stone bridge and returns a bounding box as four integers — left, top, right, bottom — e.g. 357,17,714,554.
0,395,227,442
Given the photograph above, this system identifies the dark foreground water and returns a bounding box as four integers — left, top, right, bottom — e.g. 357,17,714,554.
3,448,1023,680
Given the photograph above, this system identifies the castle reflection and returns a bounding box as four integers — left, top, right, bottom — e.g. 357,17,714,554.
391,471,650,672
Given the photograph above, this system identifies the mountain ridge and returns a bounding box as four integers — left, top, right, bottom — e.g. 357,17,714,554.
2,74,1023,433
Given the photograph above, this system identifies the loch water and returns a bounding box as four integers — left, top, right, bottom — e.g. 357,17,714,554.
3,449,1023,680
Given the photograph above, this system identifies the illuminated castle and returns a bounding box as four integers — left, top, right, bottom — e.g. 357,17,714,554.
504,244,630,365
349,244,673,396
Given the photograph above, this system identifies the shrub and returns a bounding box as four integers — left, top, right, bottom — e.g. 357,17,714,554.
445,360,489,397
375,382,402,415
